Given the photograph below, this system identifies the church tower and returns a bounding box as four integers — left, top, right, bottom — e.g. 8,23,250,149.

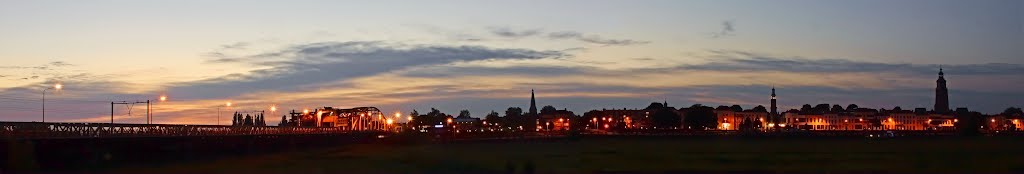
529,89,538,116
771,87,778,116
935,67,950,113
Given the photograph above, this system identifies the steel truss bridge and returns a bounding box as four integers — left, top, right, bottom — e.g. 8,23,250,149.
0,122,382,139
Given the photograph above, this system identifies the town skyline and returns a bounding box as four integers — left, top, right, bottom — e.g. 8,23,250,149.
1,0,1022,125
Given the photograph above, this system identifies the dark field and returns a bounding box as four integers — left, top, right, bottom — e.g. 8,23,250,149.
114,136,1024,173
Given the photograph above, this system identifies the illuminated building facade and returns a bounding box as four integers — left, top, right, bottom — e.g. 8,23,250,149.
539,109,574,131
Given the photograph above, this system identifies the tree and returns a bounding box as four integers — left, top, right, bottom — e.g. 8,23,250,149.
541,105,558,114
1003,107,1023,116
505,107,524,130
457,110,472,119
259,114,266,126
800,104,813,112
645,102,665,110
730,105,743,112
814,104,830,112
683,105,716,130
651,108,681,129
846,104,860,111
244,114,253,126
752,117,763,129
832,105,845,112
427,108,447,125
485,111,501,126
739,117,753,131
410,110,420,118
751,105,767,113
955,110,982,136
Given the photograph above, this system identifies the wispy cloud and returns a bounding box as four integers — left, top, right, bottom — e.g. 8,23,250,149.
220,42,249,50
547,31,651,46
174,41,563,100
709,20,735,38
487,27,650,46
488,27,542,38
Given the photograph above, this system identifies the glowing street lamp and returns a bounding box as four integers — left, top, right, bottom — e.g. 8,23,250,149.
217,101,232,125
149,95,169,124
42,83,63,123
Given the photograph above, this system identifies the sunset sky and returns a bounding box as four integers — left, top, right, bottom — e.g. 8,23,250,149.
1,0,1021,124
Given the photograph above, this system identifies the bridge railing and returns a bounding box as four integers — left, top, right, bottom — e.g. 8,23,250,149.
0,122,367,139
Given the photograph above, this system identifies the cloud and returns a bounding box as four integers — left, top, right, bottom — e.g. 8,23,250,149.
220,42,249,50
488,27,542,38
48,61,73,67
684,52,1024,76
171,41,563,99
486,27,649,46
547,31,650,46
709,20,735,38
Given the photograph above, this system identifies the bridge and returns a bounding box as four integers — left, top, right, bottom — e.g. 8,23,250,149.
0,122,380,140
1,121,395,172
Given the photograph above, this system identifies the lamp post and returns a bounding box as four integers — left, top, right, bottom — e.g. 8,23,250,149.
152,95,167,124
218,102,232,125
42,83,62,123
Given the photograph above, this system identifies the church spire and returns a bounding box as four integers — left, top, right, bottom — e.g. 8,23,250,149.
529,89,538,116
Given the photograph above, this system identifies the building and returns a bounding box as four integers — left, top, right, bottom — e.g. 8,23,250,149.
453,116,482,132
539,109,574,131
714,106,768,130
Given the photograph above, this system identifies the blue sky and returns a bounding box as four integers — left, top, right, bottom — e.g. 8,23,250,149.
0,0,1021,124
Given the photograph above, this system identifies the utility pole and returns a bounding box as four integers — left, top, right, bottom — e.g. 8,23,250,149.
110,100,151,125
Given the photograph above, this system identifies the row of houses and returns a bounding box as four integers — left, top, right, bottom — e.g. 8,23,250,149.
444,104,1022,133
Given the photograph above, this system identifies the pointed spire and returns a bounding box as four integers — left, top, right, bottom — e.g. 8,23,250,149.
529,89,538,116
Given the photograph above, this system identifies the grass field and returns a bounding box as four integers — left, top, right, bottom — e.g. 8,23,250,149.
114,136,1024,173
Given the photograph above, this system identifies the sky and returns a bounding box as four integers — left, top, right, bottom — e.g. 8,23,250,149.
0,0,1021,125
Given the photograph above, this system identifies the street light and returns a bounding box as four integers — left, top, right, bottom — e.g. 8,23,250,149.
150,95,168,124
218,102,232,125
42,83,62,123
